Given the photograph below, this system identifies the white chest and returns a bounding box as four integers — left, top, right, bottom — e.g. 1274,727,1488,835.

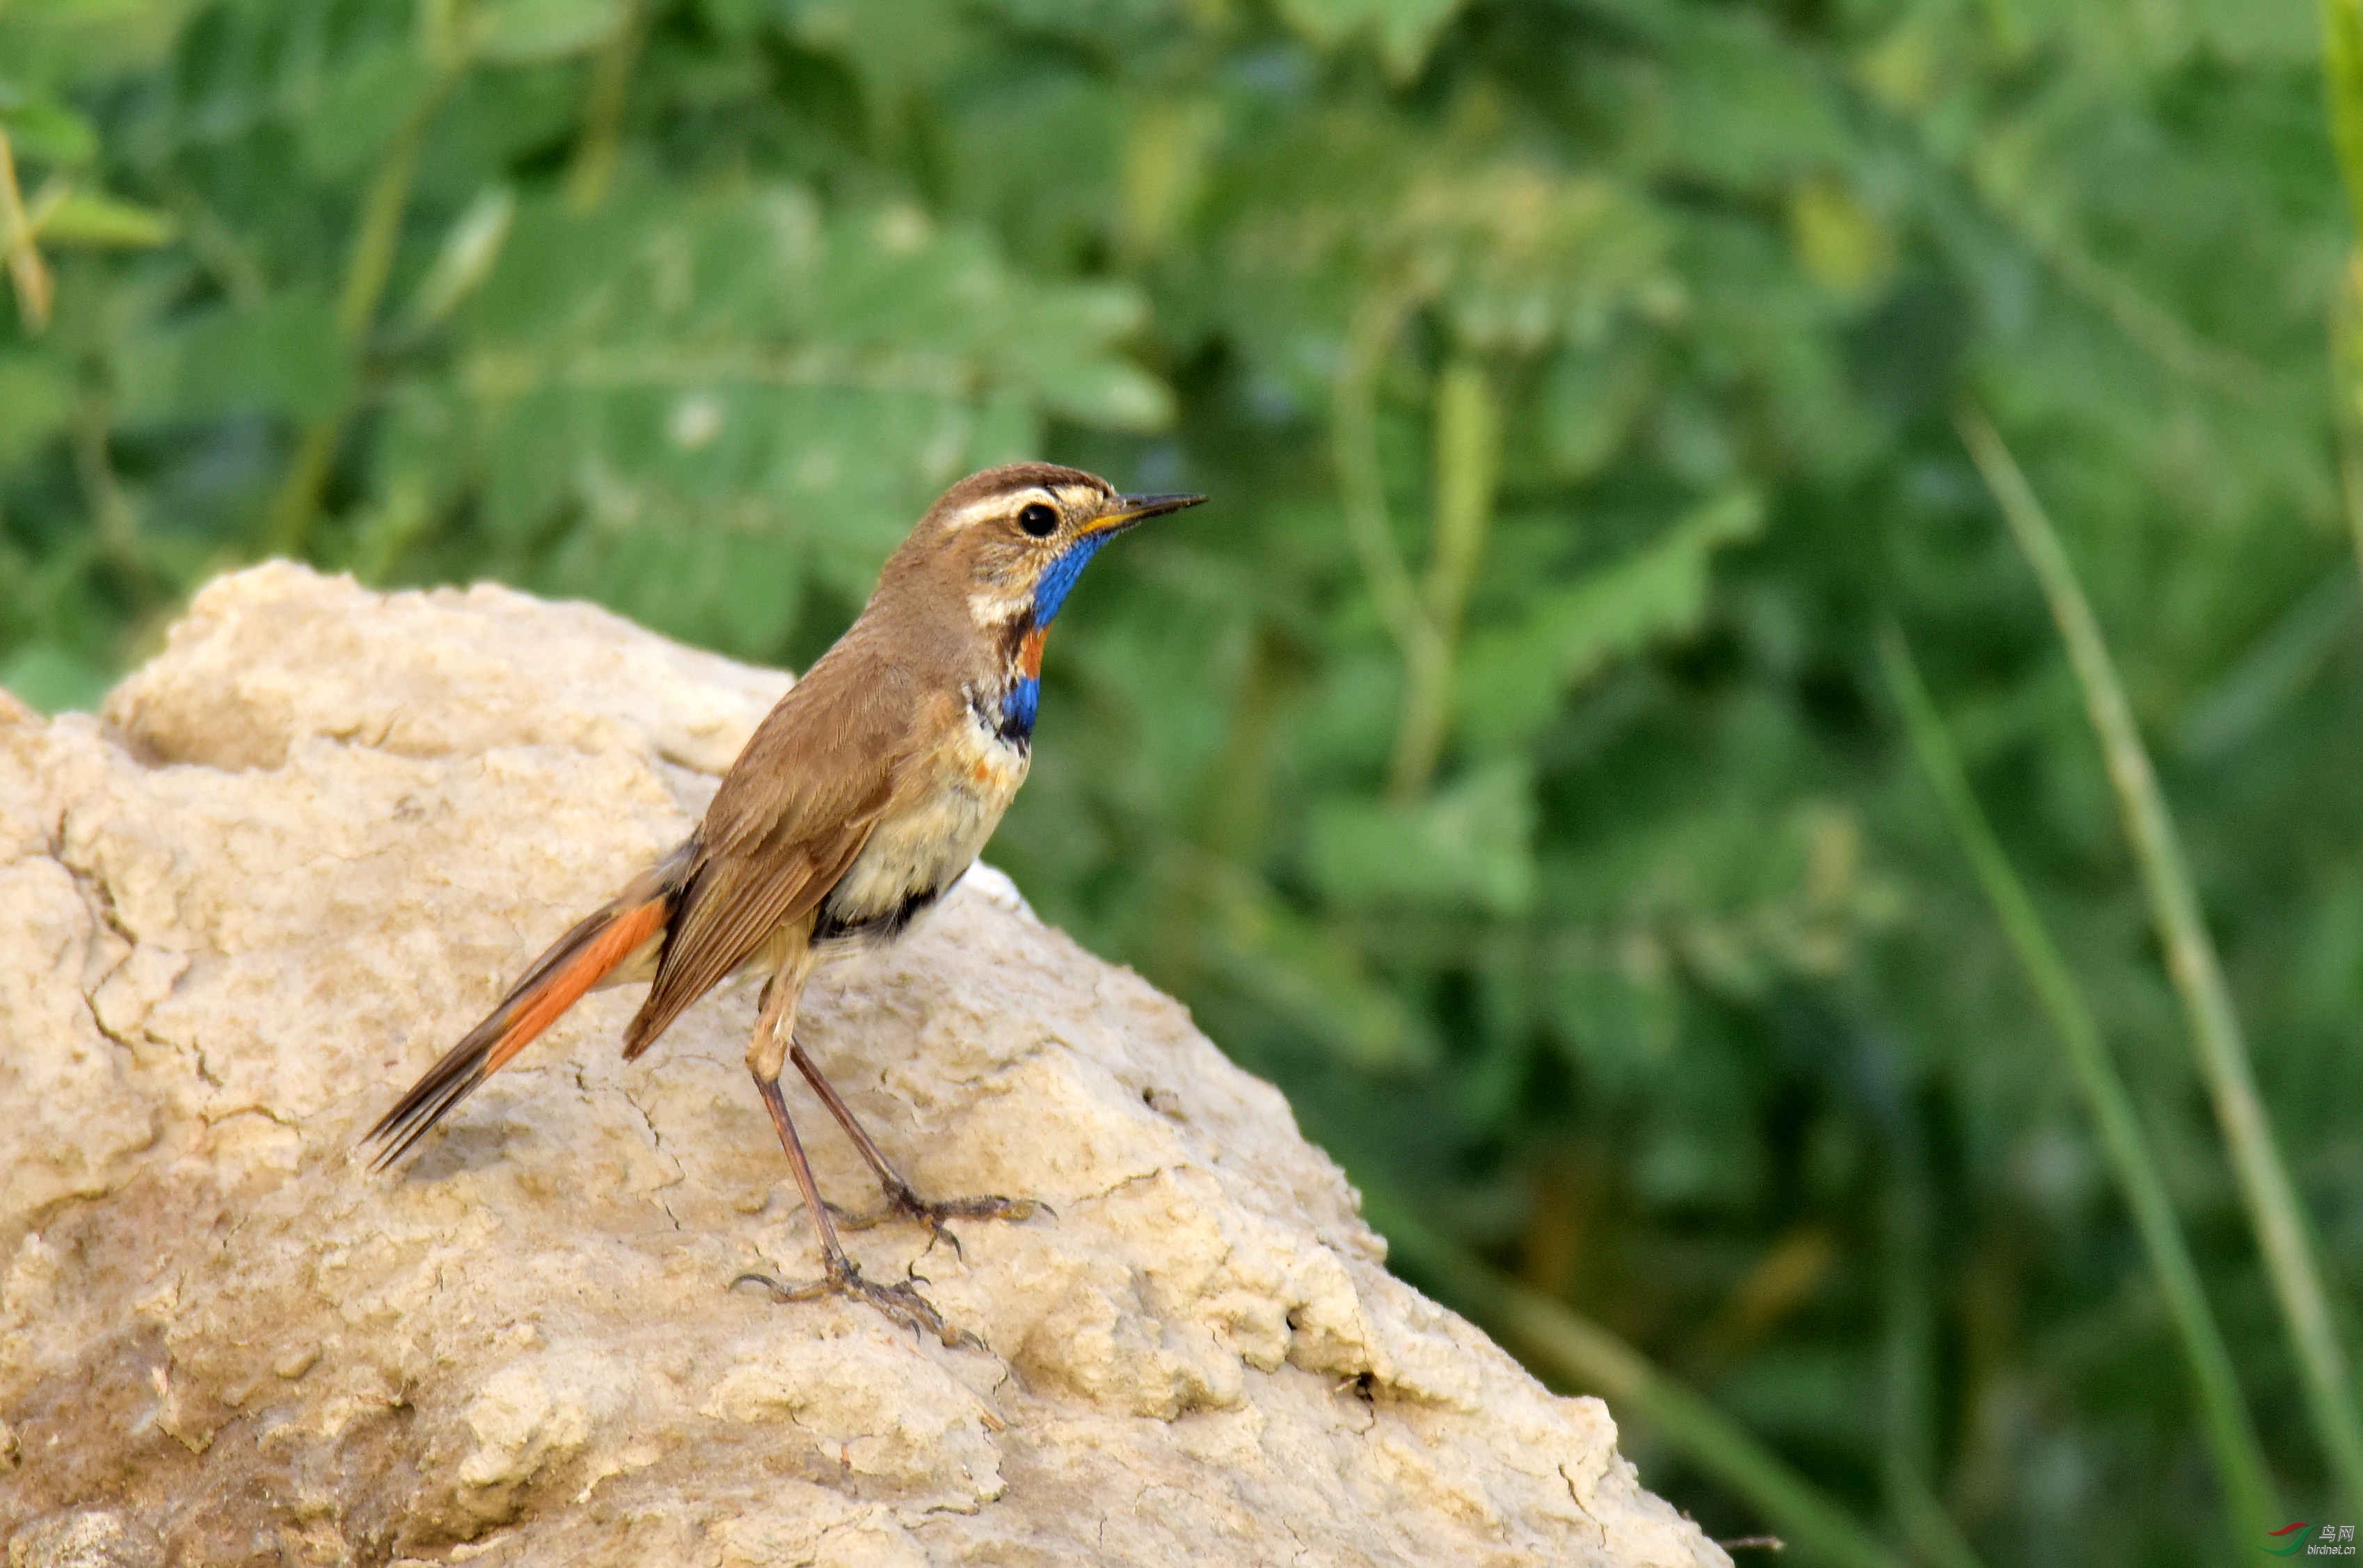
825,710,1029,928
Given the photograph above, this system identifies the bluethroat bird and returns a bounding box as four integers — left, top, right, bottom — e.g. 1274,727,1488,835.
365,464,1204,1343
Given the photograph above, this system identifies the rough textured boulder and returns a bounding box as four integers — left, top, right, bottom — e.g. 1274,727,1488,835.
1,564,1725,1568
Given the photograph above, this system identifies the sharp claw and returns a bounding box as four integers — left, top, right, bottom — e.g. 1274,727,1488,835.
737,1256,983,1350
731,1271,825,1304
866,1187,1046,1231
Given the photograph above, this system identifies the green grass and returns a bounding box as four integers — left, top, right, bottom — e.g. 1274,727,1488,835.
1960,406,2363,1518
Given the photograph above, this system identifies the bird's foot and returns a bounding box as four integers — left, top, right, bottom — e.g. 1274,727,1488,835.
731,1254,981,1350
829,1178,1046,1260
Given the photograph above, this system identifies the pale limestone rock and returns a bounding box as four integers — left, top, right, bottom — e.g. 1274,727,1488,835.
1,563,1726,1568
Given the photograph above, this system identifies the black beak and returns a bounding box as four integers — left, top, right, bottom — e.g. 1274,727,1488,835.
1097,492,1207,531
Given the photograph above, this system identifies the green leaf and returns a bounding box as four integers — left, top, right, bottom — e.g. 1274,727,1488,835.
1458,488,1764,753
1546,949,1679,1096
33,188,176,247
1275,0,1465,80
474,0,628,64
2156,0,2317,65
1533,337,1655,481
442,184,1168,653
1306,759,1538,914
0,90,100,164
1644,15,1852,189
298,42,439,181
119,294,350,421
0,353,73,470
779,0,977,113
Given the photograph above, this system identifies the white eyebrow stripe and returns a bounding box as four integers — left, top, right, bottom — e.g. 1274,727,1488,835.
944,488,1055,531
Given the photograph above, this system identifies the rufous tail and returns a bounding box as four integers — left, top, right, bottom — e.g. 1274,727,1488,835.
365,852,690,1169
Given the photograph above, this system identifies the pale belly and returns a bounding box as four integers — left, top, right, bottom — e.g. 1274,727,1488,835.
812,711,1028,947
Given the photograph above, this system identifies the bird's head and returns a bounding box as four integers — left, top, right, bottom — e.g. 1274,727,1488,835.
886,463,1204,634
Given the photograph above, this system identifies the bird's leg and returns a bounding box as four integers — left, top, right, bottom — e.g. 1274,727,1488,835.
731,977,976,1349
790,1035,1041,1256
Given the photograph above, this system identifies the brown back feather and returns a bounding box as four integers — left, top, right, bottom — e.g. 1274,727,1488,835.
621,617,916,1056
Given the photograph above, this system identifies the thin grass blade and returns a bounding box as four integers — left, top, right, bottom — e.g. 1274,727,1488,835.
1879,621,2280,1545
1957,405,2363,1513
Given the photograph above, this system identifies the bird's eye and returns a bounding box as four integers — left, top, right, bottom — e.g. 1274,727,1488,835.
1018,502,1059,538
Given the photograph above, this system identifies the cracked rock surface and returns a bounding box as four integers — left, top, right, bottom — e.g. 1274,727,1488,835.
1,563,1725,1568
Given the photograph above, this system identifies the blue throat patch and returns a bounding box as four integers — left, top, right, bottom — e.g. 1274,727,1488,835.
1001,675,1040,742
999,531,1114,744
1031,531,1112,627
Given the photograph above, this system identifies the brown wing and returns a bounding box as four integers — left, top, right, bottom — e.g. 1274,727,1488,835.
621,634,919,1057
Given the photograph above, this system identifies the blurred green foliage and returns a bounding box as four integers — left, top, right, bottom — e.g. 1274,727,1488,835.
4,0,2360,1561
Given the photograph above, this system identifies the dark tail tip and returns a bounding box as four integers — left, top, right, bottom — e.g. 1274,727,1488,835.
362,886,676,1169
365,1040,497,1169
